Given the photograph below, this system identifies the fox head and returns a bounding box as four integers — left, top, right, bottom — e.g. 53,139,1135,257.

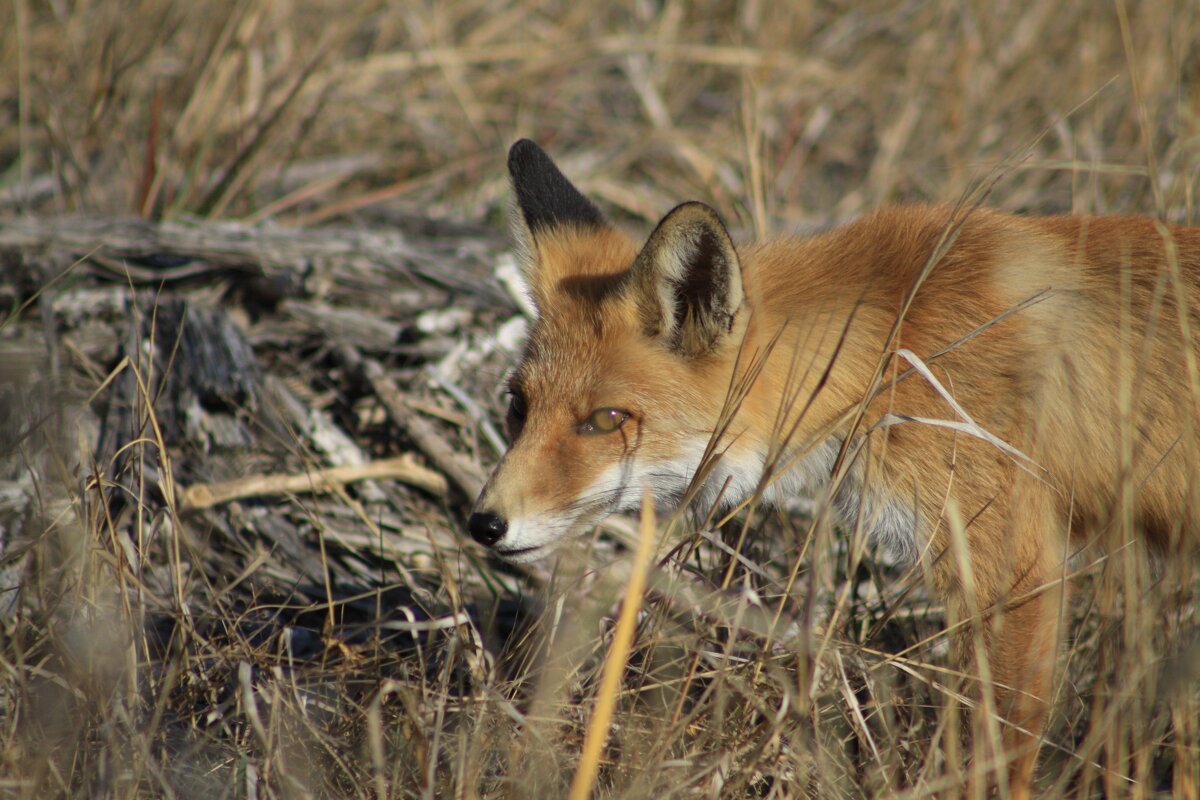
468,140,748,562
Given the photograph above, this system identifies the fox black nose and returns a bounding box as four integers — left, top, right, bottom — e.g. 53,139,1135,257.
469,511,508,546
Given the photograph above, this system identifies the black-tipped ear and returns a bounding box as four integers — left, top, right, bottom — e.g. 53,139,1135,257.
508,139,606,235
629,202,744,357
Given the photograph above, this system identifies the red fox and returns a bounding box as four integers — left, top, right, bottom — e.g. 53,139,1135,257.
469,139,1200,794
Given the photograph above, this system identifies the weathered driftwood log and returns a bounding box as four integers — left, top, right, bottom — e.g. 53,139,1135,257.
0,215,511,306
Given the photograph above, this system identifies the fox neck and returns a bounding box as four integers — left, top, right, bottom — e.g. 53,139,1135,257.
723,239,888,464
680,237,914,547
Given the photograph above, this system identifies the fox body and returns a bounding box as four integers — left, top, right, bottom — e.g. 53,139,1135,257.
470,140,1200,792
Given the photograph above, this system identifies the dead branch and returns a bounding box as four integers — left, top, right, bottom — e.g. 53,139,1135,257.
180,453,447,510
0,214,509,304
335,345,486,500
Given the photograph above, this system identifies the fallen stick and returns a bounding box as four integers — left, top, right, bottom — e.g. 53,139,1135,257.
334,346,486,500
180,453,447,510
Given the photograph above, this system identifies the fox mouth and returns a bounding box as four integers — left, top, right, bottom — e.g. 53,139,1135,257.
493,544,547,563
487,500,619,565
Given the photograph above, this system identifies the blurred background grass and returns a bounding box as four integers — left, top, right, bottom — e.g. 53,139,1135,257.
2,2,1199,799
3,1,1198,229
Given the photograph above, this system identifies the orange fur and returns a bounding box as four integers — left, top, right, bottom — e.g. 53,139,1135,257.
472,142,1200,798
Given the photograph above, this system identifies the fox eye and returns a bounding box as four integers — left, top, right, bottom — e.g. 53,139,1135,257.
508,391,527,421
506,389,528,437
579,407,630,436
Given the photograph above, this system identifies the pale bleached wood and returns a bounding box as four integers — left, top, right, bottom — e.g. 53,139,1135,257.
0,214,509,304
181,453,447,510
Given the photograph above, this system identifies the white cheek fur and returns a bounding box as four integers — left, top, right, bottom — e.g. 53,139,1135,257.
501,433,919,565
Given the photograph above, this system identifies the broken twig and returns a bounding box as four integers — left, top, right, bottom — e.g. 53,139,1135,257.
335,345,486,499
180,454,447,510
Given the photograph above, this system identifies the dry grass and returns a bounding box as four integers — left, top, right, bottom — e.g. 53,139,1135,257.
1,1,1199,798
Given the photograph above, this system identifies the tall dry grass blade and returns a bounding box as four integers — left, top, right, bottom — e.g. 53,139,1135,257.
941,497,1007,799
197,45,329,218
567,488,658,800
1114,0,1165,215
13,0,30,208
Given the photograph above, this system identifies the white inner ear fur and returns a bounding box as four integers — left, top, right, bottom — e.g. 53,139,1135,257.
506,197,539,292
494,251,539,320
651,230,696,338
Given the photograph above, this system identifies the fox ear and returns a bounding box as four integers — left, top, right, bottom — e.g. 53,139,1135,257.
508,139,606,237
630,202,744,357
